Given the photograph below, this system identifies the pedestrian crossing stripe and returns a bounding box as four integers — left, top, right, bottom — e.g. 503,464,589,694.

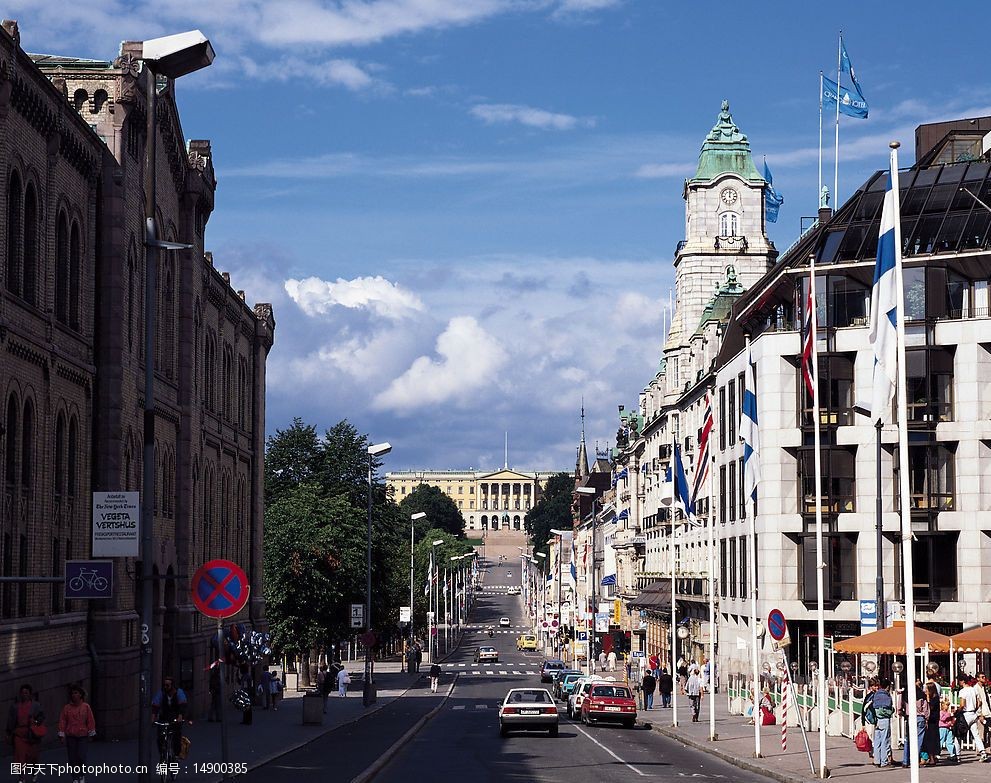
453,670,539,676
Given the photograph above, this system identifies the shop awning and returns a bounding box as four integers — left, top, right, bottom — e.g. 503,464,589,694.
627,580,672,610
833,622,952,654
951,626,991,653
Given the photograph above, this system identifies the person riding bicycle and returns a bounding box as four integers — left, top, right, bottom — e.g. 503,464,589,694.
151,676,188,761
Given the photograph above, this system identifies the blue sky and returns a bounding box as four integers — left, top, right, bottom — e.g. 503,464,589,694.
13,0,991,471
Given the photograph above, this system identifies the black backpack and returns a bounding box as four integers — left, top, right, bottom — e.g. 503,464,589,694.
952,710,971,741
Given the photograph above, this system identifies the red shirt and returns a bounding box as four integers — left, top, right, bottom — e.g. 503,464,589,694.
58,702,95,738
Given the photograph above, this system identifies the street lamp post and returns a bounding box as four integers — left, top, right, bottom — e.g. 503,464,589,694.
133,30,214,779
550,528,569,657
410,512,427,650
535,551,548,651
430,539,444,661
575,487,598,675
365,442,392,706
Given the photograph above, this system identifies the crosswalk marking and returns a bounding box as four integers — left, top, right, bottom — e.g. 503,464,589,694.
452,705,465,710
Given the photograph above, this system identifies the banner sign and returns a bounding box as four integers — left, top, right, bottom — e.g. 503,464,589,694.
92,491,139,557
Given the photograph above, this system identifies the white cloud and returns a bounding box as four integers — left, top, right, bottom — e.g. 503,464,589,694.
285,275,425,319
470,103,594,131
373,316,508,411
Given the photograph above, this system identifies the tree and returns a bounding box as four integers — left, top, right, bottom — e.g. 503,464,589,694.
399,484,465,539
524,472,574,559
411,528,475,631
264,418,322,505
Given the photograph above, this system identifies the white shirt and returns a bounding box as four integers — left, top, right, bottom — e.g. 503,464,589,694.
337,669,349,687
687,674,703,696
960,685,978,713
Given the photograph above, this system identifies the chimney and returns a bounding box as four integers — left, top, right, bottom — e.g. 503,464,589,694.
818,206,833,224
1,19,20,45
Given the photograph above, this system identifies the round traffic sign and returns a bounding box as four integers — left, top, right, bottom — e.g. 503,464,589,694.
191,559,250,619
360,631,377,648
767,609,787,641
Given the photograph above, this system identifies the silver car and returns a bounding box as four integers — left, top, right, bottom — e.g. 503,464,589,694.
499,688,559,737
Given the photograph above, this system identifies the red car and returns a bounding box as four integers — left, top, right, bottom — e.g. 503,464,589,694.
581,683,637,728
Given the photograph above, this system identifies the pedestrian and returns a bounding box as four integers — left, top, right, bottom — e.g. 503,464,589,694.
677,657,689,695
976,672,991,747
641,670,656,710
702,657,711,691
658,668,674,708
337,666,351,697
648,652,660,678
260,669,272,710
872,679,895,768
406,647,416,675
208,666,222,722
903,683,928,767
922,682,941,766
598,651,607,672
607,650,617,672
687,669,703,722
938,697,958,763
58,684,95,783
414,644,423,674
316,665,329,713
430,663,442,693
861,677,879,746
268,670,282,711
5,683,45,783
238,671,253,725
758,688,776,725
956,676,989,762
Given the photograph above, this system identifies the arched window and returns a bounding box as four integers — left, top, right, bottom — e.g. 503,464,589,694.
69,221,81,329
54,414,66,499
55,212,69,324
6,171,22,297
4,397,16,486
92,89,108,114
161,262,175,377
719,212,739,237
127,249,135,350
67,417,78,499
21,400,33,491
22,183,37,306
223,345,233,420
204,333,217,412
72,89,88,112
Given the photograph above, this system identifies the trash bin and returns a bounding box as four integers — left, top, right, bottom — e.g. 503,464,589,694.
302,691,324,725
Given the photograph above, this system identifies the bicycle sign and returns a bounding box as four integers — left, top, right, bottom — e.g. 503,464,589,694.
65,560,114,599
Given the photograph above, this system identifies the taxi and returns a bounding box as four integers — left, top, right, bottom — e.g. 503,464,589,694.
516,634,538,651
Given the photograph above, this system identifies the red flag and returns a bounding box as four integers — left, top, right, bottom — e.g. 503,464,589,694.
802,281,816,397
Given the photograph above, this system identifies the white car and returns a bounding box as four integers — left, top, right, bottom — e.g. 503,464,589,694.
567,676,611,719
475,646,499,663
507,586,521,595
499,617,511,627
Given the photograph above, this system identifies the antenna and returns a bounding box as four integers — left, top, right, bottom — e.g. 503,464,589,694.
504,431,508,470
581,397,586,439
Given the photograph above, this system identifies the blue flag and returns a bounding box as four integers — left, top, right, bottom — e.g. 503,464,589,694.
763,160,784,223
840,37,865,99
822,75,868,119
673,443,696,524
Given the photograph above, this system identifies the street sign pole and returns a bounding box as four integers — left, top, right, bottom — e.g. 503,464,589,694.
216,620,231,781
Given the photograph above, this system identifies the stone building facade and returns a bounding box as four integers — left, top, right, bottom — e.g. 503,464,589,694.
0,20,274,739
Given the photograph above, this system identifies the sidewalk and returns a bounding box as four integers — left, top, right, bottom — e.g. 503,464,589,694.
647,695,990,782
31,662,425,782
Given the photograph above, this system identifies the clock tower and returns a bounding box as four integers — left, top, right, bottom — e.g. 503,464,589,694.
663,101,777,398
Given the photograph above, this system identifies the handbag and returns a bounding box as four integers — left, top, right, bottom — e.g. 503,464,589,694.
28,719,47,743
855,728,873,753
953,710,971,741
178,736,191,760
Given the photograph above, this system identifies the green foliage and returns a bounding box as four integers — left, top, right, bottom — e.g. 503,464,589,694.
399,483,465,539
264,418,322,505
411,528,476,629
524,472,574,559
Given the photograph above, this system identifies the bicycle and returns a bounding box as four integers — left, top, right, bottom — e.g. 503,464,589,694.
154,720,183,782
68,568,109,593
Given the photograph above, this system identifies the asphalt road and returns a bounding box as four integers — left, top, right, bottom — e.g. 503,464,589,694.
375,557,777,782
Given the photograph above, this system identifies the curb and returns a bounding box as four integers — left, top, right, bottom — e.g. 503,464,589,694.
647,722,810,783
349,674,459,783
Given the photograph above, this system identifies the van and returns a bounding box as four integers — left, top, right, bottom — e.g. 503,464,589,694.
517,634,538,651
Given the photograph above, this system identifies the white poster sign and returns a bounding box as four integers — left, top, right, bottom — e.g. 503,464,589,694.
92,491,139,557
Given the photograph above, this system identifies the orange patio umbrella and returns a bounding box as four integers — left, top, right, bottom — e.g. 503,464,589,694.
833,622,952,654
951,626,991,653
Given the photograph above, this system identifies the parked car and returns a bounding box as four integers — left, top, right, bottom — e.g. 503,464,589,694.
558,672,586,700
507,586,521,594
516,634,538,651
475,646,499,663
551,669,582,700
567,676,610,719
499,617,511,627
499,688,559,737
581,682,637,728
540,659,567,683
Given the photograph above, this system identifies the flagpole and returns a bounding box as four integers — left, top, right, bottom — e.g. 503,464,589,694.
671,427,679,728
833,32,842,209
809,259,828,778
890,140,920,783
708,388,718,741
745,335,761,760
818,71,824,208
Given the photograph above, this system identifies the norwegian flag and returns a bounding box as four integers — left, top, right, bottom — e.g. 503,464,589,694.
690,393,713,509
802,280,817,397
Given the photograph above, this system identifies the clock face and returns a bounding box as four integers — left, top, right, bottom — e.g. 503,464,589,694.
720,188,738,206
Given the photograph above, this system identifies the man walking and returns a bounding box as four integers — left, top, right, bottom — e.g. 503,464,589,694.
658,668,674,708
687,668,703,722
872,679,894,768
430,662,442,693
414,643,423,674
641,670,656,711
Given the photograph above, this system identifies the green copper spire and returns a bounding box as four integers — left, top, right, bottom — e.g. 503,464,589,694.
691,100,762,183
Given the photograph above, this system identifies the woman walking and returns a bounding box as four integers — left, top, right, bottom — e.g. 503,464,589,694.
5,684,45,783
902,683,929,767
921,682,941,765
58,684,96,783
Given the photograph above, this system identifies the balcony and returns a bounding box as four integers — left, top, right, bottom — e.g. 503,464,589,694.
714,235,748,253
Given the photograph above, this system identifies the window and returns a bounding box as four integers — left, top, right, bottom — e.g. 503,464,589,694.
6,172,23,297
905,442,955,511
720,212,739,237
718,465,726,524
910,533,958,604
1,533,11,618
719,387,727,450
906,349,953,423
801,354,855,426
4,397,16,485
719,540,727,597
21,400,33,491
903,267,926,321
68,417,78,499
51,538,61,614
739,536,747,597
739,458,746,519
728,464,736,522
469,501,474,509
55,212,70,324
127,250,136,350
799,534,857,602
54,415,66,499
69,222,81,330
800,447,856,514
728,379,736,443
728,537,737,599
458,486,463,494
22,183,37,306
161,263,175,377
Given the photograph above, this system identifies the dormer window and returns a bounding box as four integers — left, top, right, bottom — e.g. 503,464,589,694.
720,212,739,237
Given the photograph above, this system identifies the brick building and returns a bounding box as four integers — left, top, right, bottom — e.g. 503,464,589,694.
0,20,274,739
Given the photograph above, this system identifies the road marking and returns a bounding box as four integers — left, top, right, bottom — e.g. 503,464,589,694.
485,670,494,675
452,705,465,710
475,704,488,709
575,724,647,777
